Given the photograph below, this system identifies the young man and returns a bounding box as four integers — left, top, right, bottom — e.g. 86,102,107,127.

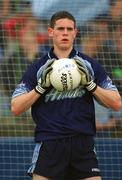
11,11,122,180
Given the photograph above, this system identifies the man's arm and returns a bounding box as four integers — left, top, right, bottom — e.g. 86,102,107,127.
11,90,41,116
75,58,122,111
92,86,122,111
11,59,55,116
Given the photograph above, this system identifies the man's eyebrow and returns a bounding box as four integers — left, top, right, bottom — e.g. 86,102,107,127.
56,26,74,29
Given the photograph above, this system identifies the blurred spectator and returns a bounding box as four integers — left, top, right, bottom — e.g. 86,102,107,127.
80,11,122,96
109,0,122,22
0,15,49,96
94,100,121,137
0,22,6,61
80,13,110,57
79,13,122,135
0,0,10,18
0,0,32,19
2,13,49,55
95,23,122,96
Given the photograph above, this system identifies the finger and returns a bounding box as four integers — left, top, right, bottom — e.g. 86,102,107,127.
77,66,90,82
46,59,55,68
75,59,87,69
77,65,87,73
42,66,53,79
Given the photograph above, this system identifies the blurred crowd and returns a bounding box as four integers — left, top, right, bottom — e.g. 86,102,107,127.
0,0,122,135
78,0,122,135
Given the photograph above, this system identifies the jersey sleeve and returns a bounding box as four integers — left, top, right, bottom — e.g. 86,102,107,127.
92,59,118,91
12,62,38,98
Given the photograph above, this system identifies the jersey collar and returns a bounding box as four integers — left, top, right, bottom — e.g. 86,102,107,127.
48,47,79,59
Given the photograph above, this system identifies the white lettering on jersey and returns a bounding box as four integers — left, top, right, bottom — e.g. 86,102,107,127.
45,86,85,102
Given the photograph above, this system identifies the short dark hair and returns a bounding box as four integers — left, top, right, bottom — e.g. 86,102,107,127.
49,11,76,28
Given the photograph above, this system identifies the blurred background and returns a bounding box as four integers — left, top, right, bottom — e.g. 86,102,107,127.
0,0,122,179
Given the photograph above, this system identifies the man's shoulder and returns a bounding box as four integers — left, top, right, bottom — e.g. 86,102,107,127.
29,53,49,69
77,51,103,70
77,51,94,62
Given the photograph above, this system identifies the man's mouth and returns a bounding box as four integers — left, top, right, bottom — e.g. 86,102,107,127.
61,39,69,42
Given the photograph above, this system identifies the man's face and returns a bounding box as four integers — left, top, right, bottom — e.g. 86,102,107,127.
48,18,77,50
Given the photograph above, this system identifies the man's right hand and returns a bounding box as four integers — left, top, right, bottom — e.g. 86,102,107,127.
35,59,55,94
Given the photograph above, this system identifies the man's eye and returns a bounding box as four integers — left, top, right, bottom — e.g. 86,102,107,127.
67,28,73,31
57,27,64,31
57,27,74,31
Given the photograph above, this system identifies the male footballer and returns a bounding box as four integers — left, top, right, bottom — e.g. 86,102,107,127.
11,11,122,180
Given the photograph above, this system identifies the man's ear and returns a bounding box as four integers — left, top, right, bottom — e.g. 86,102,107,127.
74,28,78,37
48,27,54,38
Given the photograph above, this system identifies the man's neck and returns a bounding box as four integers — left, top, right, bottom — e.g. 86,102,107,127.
53,47,73,59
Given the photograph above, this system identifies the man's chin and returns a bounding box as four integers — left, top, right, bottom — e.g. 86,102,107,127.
60,45,71,51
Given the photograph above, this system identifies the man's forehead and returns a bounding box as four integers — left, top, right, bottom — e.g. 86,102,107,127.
54,19,75,27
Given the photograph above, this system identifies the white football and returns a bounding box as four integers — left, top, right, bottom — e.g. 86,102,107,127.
50,58,81,91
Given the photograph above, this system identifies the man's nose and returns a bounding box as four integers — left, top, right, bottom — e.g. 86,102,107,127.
63,28,68,35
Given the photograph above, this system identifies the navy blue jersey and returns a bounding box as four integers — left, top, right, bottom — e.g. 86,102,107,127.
12,48,118,142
